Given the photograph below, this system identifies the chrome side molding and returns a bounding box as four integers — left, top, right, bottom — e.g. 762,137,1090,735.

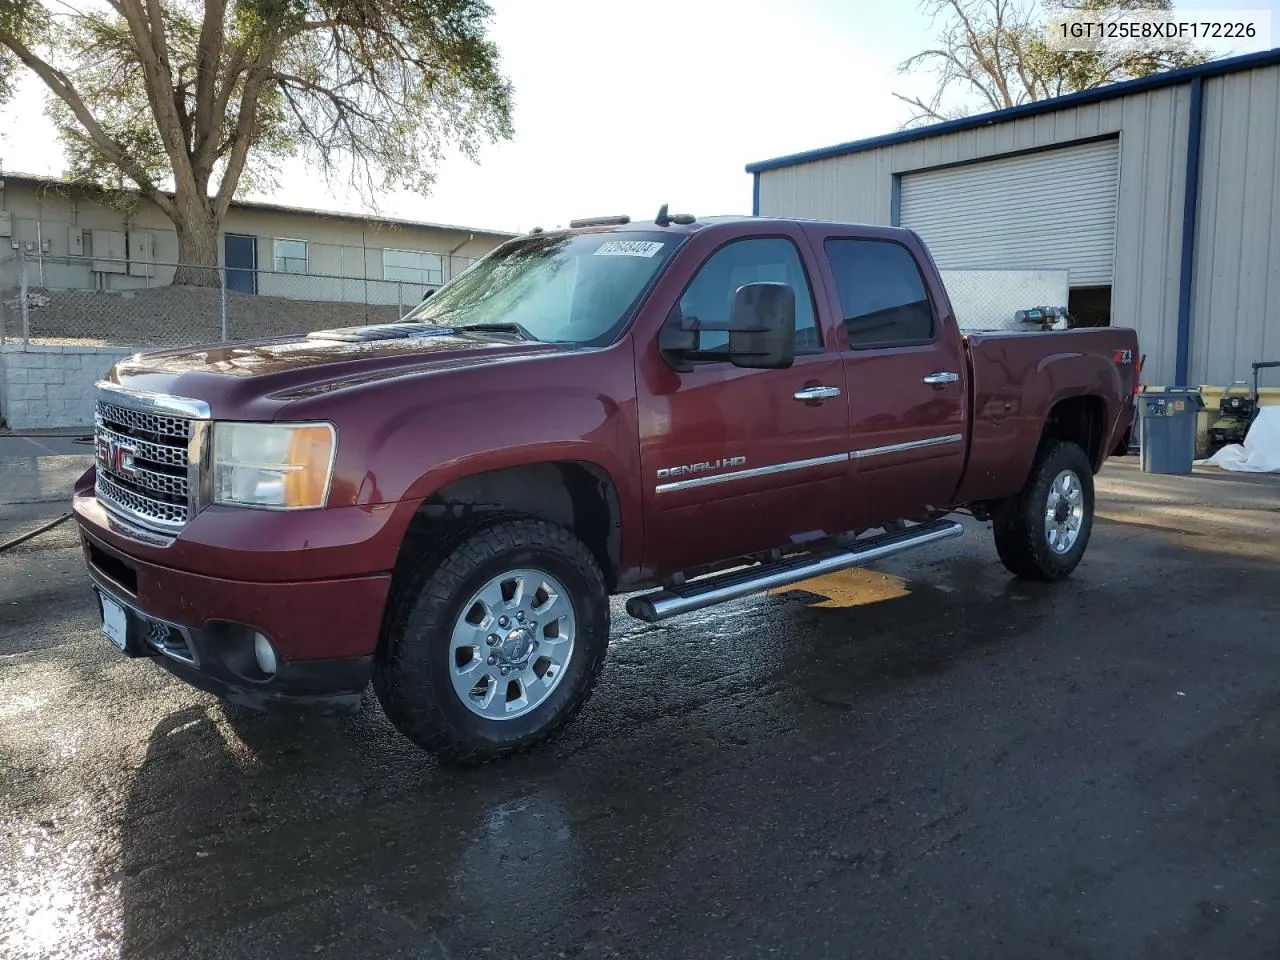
851,434,962,459
655,453,848,494
653,434,964,494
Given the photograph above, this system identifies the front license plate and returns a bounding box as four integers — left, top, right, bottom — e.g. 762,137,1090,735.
101,593,128,651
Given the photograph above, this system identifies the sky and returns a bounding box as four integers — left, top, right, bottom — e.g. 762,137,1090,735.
1,0,1276,234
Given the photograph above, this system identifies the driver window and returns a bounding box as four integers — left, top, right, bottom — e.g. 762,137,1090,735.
677,237,820,353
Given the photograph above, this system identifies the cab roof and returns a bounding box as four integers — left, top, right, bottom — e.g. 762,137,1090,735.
539,212,904,238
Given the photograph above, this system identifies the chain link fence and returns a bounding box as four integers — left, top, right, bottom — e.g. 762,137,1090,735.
0,248,473,348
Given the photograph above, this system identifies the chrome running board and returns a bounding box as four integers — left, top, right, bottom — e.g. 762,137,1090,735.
625,519,964,623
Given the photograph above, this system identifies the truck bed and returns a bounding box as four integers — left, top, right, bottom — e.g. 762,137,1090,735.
954,327,1139,505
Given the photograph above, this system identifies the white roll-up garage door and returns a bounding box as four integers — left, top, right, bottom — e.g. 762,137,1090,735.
899,138,1119,286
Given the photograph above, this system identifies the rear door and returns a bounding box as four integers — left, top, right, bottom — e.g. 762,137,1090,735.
634,227,851,575
814,231,969,526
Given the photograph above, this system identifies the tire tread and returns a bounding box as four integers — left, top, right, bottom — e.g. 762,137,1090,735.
992,439,1094,581
373,518,609,765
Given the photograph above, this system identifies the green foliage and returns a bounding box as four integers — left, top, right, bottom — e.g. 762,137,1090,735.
0,0,514,263
1029,0,1209,97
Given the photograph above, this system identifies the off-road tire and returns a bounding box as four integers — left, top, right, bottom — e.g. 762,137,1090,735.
992,439,1095,581
373,518,610,766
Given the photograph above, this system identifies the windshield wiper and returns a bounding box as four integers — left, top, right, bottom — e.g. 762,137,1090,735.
452,322,540,342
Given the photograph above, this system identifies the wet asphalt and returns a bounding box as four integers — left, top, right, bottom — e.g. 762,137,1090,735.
2,458,1279,959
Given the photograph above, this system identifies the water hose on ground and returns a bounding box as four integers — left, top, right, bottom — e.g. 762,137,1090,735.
0,513,73,554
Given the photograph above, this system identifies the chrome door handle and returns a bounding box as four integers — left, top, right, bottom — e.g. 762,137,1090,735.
793,386,842,401
922,372,960,385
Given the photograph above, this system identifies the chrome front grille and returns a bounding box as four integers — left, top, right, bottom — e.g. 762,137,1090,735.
96,472,189,528
95,420,188,468
93,385,208,534
98,401,192,441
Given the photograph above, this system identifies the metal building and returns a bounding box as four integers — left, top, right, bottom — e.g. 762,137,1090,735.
746,48,1280,389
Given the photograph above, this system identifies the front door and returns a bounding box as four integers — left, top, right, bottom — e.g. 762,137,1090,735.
816,233,968,526
223,233,258,294
635,232,850,577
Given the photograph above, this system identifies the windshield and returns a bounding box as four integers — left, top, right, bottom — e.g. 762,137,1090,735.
399,231,682,344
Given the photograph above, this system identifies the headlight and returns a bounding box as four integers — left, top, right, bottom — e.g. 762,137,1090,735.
212,422,336,509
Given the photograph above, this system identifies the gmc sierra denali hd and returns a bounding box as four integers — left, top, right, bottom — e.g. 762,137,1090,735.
74,210,1139,764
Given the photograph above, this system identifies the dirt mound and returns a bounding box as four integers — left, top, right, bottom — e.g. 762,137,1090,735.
4,285,403,347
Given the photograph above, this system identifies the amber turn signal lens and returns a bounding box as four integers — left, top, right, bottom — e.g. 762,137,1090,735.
284,426,336,508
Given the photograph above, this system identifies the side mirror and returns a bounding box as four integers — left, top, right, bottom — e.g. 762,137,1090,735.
728,282,795,369
658,312,700,355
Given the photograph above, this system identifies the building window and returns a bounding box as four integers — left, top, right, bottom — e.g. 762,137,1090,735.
274,238,308,274
383,248,444,285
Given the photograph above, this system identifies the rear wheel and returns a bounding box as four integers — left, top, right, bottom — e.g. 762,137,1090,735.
374,518,610,765
992,439,1095,581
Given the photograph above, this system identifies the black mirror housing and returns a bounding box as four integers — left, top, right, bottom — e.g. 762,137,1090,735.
658,314,699,354
728,282,796,369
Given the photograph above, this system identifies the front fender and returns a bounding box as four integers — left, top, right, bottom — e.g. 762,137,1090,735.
298,343,645,575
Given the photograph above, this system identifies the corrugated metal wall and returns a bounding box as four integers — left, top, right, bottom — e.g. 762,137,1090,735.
757,85,1190,384
899,139,1119,285
1192,67,1280,387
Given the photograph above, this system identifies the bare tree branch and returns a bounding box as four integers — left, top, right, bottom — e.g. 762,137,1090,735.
892,91,953,123
894,0,1211,128
190,0,226,178
0,30,177,219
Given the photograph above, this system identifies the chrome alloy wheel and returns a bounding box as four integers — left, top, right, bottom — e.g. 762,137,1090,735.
1044,468,1085,554
449,569,576,721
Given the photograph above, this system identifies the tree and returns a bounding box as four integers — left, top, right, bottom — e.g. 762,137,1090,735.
0,0,513,284
894,0,1210,127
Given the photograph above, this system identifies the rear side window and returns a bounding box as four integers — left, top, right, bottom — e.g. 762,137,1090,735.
823,239,935,349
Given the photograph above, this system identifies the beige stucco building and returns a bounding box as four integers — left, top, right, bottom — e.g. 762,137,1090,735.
0,171,515,303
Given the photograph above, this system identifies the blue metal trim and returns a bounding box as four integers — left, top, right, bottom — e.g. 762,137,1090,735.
890,174,901,226
746,47,1280,174
1175,76,1205,387
752,172,760,217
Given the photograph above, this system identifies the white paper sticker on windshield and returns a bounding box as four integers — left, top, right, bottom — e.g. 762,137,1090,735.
593,240,664,258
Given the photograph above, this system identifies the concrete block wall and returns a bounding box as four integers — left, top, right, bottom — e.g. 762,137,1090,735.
0,345,137,429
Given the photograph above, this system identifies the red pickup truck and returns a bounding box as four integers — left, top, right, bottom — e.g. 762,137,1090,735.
74,211,1138,763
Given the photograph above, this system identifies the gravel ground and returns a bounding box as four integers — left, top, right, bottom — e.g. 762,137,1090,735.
2,459,1279,960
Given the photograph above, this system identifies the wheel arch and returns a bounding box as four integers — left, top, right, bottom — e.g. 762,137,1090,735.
1041,393,1110,472
389,459,624,595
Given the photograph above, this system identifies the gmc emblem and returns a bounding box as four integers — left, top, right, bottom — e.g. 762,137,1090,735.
96,435,139,478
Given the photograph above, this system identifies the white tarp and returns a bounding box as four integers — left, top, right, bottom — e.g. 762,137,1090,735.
1195,406,1280,473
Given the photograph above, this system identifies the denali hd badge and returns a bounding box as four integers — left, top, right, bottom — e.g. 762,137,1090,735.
657,456,747,480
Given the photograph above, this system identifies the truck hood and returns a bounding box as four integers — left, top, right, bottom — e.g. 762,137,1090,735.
106,322,568,419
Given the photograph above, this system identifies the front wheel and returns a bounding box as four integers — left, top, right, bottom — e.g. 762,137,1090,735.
373,518,610,765
992,439,1095,581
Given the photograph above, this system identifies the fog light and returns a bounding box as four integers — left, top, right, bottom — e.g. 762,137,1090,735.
253,632,277,676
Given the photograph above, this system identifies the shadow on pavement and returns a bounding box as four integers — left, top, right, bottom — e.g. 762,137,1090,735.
115,692,700,959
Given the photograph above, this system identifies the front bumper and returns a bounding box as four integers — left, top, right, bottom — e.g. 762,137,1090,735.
78,521,392,712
